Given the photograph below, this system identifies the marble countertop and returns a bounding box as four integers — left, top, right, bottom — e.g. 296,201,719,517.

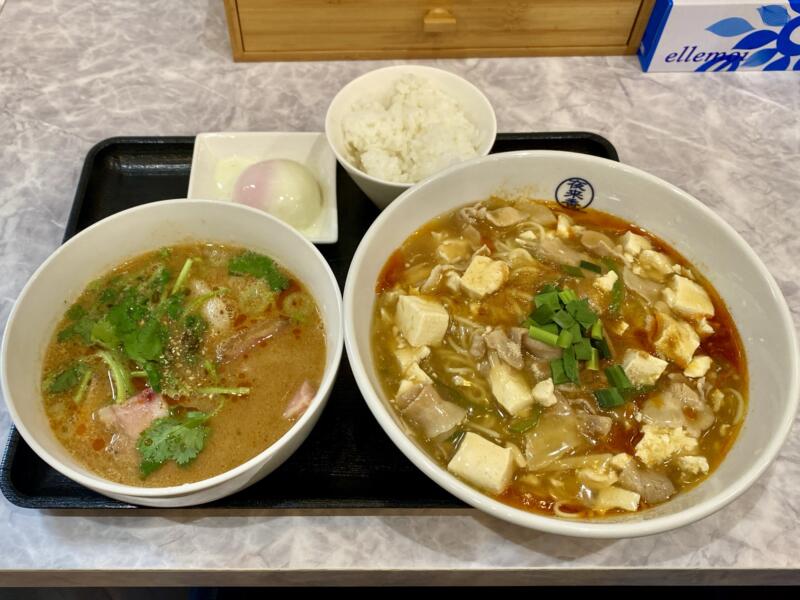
1,0,799,586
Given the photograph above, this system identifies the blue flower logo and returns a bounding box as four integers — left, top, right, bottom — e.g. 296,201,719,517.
700,2,800,71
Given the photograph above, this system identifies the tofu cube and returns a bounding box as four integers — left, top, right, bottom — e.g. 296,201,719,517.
396,295,449,347
622,349,668,386
635,424,698,467
620,232,652,257
444,271,461,293
404,362,432,385
610,453,634,471
508,248,535,267
709,389,725,412
437,239,471,264
676,455,709,475
594,486,641,512
655,312,700,368
531,378,557,407
593,269,618,293
395,346,431,372
447,432,516,494
638,250,674,280
663,275,715,320
556,214,574,239
460,256,509,299
684,355,712,378
696,318,715,337
489,362,533,416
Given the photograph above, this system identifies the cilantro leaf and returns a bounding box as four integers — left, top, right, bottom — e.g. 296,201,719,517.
137,410,212,477
90,317,118,348
228,251,289,292
142,361,163,393
66,304,87,321
122,316,166,363
162,293,185,320
107,290,148,335
57,315,96,343
44,363,88,394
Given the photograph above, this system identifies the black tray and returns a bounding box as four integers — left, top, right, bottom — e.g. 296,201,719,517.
0,132,618,510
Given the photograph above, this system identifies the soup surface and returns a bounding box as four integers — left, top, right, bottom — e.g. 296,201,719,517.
373,198,747,518
42,243,326,487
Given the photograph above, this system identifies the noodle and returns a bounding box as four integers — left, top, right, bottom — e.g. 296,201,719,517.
446,337,469,356
726,388,746,424
465,422,503,440
553,502,582,518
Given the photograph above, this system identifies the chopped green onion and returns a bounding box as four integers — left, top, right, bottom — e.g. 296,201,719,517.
550,359,569,385
590,319,604,340
601,257,621,274
573,337,593,361
561,265,585,278
558,288,578,304
557,329,573,348
541,323,559,336
610,277,625,313
594,337,612,360
587,347,600,371
594,388,626,409
509,411,541,433
625,384,657,398
562,346,580,384
564,299,596,328
580,260,602,273
530,303,555,325
171,258,194,295
572,302,598,329
529,325,559,347
552,309,577,330
605,365,633,390
534,290,561,311
73,369,93,404
131,370,147,378
196,387,250,396
568,323,582,342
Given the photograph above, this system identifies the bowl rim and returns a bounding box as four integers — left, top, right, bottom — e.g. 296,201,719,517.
2,199,344,498
324,64,498,188
343,149,800,538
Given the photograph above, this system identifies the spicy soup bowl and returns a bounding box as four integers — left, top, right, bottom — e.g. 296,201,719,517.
2,200,343,507
343,150,799,538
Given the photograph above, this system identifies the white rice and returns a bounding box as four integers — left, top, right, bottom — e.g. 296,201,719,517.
341,75,481,184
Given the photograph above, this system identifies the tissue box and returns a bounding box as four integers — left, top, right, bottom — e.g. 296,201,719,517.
639,0,800,71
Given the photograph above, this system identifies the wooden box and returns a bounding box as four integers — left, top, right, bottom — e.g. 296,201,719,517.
224,0,655,62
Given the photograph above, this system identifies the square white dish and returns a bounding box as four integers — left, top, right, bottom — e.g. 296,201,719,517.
188,132,338,243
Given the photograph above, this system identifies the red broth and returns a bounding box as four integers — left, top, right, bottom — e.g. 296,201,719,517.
372,198,746,518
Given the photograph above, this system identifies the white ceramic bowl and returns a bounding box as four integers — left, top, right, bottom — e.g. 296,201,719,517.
343,150,799,538
2,200,343,507
325,65,497,209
